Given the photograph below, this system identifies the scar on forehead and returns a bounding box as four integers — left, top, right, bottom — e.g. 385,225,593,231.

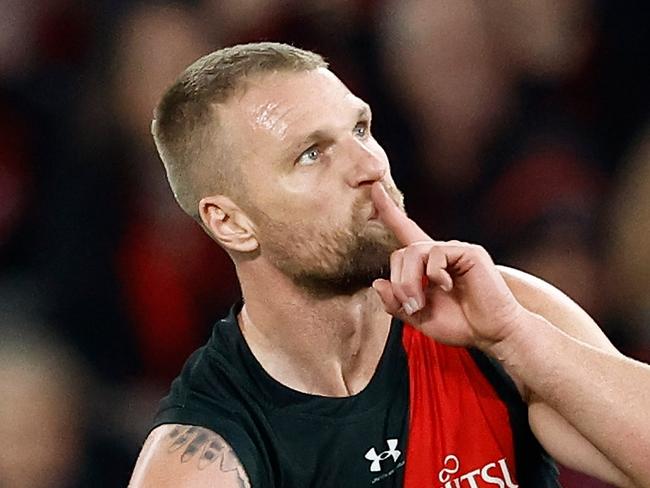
250,102,293,138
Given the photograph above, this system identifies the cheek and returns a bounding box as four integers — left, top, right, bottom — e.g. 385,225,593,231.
251,168,358,229
279,166,332,201
280,174,346,213
253,185,332,230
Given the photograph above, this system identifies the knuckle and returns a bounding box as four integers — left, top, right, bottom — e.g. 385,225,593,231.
469,243,488,256
403,243,425,258
413,240,433,249
427,247,446,265
391,248,405,260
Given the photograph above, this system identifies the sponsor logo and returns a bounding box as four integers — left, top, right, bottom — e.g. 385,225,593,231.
365,439,401,472
437,454,518,488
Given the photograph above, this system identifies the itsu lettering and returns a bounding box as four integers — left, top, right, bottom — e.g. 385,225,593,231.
437,454,518,488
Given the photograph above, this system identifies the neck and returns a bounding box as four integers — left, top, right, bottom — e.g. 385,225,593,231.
237,259,393,397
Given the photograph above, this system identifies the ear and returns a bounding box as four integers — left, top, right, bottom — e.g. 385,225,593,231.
199,195,259,253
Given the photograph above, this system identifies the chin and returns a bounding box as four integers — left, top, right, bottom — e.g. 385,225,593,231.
291,267,387,298
289,235,396,298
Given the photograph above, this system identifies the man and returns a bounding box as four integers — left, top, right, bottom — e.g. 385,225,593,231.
129,43,650,487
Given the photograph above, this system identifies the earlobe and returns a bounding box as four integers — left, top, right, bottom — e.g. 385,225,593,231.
199,196,259,253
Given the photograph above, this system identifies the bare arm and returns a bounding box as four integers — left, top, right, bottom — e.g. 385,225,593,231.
369,182,650,487
500,266,639,487
496,266,650,487
129,424,251,488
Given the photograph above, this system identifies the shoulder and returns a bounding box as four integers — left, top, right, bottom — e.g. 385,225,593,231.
129,424,251,488
147,313,266,486
159,313,251,416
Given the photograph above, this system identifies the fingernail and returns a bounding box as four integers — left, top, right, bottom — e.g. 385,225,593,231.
402,301,414,315
441,281,453,292
407,297,420,313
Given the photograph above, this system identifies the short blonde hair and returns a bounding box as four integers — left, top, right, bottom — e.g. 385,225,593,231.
152,42,328,220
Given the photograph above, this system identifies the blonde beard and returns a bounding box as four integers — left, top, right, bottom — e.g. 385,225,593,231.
255,186,405,297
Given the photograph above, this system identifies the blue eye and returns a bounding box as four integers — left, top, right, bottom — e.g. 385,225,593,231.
297,146,321,166
354,121,369,138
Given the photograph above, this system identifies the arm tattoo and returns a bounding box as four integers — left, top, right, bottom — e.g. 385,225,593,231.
166,426,250,487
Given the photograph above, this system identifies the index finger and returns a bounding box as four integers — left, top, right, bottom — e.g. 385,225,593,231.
371,181,431,245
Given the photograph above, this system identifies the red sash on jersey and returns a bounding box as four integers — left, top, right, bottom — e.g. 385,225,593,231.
402,324,519,488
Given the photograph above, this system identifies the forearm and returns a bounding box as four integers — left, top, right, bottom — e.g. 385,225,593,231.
489,311,650,486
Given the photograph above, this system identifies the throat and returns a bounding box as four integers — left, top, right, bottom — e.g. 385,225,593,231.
238,301,392,397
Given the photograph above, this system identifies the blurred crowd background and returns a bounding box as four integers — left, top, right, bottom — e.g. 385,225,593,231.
0,0,648,486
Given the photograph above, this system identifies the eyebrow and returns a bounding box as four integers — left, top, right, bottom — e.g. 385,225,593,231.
284,104,373,161
357,104,372,121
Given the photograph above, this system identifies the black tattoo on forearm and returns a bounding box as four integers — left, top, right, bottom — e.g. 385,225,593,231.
166,426,250,487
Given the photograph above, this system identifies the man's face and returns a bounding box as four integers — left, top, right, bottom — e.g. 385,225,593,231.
219,68,404,296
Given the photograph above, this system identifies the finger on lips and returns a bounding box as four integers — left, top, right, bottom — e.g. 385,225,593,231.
370,182,430,245
372,181,485,317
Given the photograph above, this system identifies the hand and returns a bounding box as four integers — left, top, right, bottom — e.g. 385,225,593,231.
370,182,526,350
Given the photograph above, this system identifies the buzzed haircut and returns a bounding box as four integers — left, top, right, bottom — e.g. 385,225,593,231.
152,42,328,220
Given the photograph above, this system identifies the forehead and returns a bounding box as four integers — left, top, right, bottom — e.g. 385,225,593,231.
218,68,366,159
247,67,350,108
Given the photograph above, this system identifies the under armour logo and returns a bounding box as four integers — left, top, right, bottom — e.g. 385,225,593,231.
365,439,401,472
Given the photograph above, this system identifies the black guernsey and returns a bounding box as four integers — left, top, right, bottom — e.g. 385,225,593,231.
153,303,559,487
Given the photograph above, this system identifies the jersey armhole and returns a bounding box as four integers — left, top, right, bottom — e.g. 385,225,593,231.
468,349,560,487
152,407,265,488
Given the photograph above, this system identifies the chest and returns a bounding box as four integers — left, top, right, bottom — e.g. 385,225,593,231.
255,337,518,488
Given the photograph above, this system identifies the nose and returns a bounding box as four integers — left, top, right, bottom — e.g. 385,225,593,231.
345,140,388,188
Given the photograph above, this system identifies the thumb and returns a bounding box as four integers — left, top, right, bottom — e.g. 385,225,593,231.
372,279,401,315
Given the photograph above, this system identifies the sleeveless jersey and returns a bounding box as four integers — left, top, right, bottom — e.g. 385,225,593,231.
153,303,559,487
